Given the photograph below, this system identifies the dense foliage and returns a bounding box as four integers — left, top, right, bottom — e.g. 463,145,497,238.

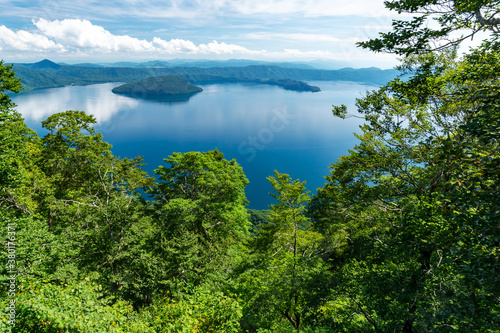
1,1,499,331
111,75,203,97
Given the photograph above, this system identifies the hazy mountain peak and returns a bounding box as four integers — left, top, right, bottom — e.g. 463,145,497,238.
30,59,61,69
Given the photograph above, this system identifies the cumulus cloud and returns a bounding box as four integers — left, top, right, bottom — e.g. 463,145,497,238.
0,19,263,57
152,38,197,53
152,37,262,55
0,18,374,62
33,18,156,52
0,25,65,51
196,41,264,55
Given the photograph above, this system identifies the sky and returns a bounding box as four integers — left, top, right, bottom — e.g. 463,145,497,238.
0,0,406,68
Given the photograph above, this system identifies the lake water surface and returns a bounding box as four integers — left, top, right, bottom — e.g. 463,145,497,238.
12,81,375,209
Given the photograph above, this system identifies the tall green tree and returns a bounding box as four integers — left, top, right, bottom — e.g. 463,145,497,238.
310,1,500,331
34,110,157,306
148,150,250,292
0,61,40,214
238,171,328,331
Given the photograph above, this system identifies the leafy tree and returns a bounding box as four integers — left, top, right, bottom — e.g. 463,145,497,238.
0,61,40,214
238,171,329,331
0,61,22,114
359,0,500,55
148,150,250,292
12,275,152,332
33,110,162,309
310,1,499,331
145,284,242,333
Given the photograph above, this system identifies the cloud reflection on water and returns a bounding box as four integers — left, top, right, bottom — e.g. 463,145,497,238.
14,83,139,123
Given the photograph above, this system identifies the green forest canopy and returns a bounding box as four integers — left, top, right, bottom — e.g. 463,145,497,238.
111,75,203,97
1,0,499,332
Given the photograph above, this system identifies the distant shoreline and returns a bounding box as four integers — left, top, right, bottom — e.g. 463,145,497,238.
12,59,398,93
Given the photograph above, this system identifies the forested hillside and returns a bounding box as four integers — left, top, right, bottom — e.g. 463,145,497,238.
1,0,499,332
12,60,397,91
112,75,203,97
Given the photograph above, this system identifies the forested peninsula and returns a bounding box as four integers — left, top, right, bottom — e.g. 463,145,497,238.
1,1,499,332
112,75,203,97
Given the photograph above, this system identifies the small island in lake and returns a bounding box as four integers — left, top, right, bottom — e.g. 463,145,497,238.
112,75,203,97
257,79,321,92
181,74,321,92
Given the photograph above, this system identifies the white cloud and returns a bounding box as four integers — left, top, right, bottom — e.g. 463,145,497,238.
0,17,399,67
245,32,345,43
153,38,265,55
1,19,269,58
152,37,197,53
195,40,264,55
33,18,156,52
0,25,65,51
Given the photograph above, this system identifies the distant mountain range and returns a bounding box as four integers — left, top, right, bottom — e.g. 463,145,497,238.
73,59,319,70
12,59,399,92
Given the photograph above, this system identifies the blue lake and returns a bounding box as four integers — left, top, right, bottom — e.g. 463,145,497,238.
12,81,375,209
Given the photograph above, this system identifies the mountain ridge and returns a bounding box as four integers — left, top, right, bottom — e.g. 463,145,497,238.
12,60,399,92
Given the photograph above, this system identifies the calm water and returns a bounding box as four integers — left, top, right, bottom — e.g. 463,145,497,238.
12,81,375,209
